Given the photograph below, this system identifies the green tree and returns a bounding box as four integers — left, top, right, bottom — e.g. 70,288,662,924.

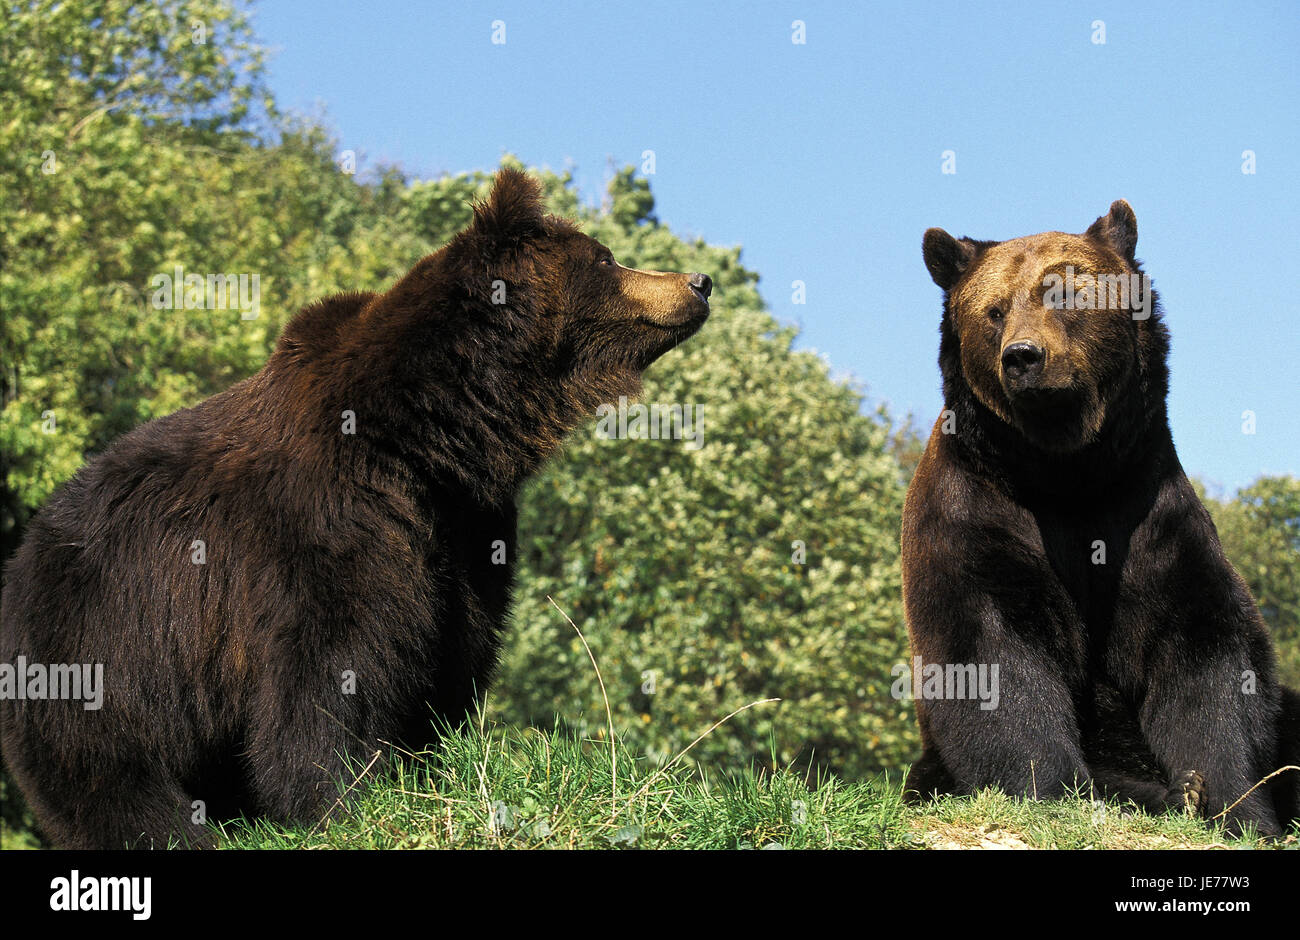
0,1,437,562
2,0,268,553
1197,476,1300,686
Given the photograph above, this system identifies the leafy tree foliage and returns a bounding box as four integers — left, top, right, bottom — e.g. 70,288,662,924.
1197,477,1300,686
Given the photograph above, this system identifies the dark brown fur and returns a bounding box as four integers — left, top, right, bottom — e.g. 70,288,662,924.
0,169,711,848
903,201,1300,837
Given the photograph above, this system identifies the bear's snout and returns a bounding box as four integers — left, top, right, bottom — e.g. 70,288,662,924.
688,272,712,304
1001,340,1046,391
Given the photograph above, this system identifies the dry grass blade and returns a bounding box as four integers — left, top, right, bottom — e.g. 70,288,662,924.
547,595,617,818
1213,764,1300,824
306,749,383,838
627,697,781,805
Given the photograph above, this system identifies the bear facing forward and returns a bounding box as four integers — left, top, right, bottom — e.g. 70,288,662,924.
903,200,1299,837
0,169,712,848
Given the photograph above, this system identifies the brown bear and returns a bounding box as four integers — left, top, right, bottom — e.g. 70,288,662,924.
903,200,1299,837
0,168,712,848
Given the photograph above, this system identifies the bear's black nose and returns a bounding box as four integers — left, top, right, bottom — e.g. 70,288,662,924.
688,273,712,299
1002,341,1045,386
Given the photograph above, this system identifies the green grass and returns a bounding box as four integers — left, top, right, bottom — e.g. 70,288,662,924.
3,709,1296,849
210,715,904,850
3,717,1294,850
201,715,1295,850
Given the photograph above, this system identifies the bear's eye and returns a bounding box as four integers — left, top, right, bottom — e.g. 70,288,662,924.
987,307,1004,323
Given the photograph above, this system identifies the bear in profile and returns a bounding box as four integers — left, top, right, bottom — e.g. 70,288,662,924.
903,200,1299,837
0,168,712,848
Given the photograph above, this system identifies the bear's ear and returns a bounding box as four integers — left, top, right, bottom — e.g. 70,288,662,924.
468,167,546,258
1085,200,1138,263
923,228,978,291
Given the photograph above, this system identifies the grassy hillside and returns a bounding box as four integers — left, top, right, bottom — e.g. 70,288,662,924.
4,708,1294,850
126,718,1300,850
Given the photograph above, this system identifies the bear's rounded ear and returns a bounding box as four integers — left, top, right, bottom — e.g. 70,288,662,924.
468,167,546,257
923,228,977,291
1085,200,1138,263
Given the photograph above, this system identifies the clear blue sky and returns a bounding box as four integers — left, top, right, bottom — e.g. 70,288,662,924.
252,0,1298,493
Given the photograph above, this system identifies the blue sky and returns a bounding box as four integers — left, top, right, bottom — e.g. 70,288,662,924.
252,0,1298,493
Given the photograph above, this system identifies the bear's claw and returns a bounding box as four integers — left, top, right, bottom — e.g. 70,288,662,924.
1170,770,1206,817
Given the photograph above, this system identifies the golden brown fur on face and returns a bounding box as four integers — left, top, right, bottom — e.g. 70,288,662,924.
522,230,712,387
612,263,711,328
953,234,1136,448
924,202,1146,453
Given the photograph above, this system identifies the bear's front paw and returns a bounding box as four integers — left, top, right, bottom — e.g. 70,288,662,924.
1168,770,1205,817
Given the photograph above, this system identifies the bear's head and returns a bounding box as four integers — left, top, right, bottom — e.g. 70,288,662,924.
351,168,711,497
923,201,1167,454
444,168,710,394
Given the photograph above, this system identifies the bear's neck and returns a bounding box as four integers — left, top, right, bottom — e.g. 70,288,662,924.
941,354,1173,501
952,383,1172,498
320,308,632,509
